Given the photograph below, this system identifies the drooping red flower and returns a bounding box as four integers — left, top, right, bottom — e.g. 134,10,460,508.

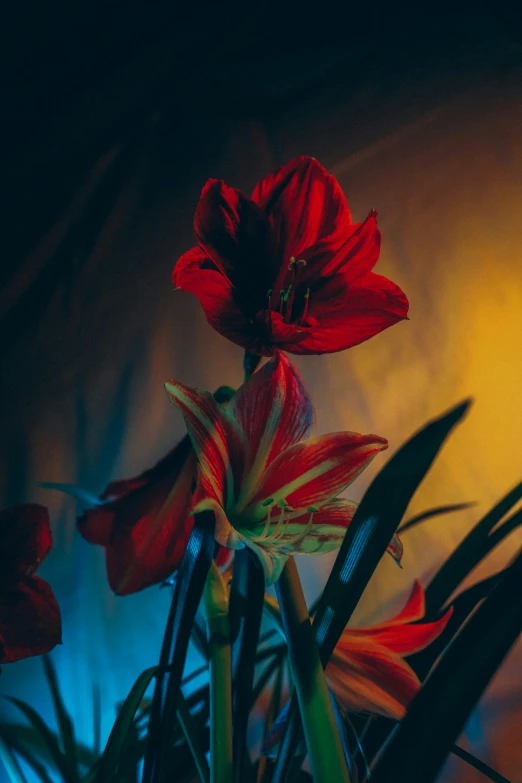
173,156,409,356
165,352,400,584
78,435,198,595
327,581,452,719
0,504,61,665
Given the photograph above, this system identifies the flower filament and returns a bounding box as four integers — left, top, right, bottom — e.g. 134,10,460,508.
251,499,319,549
266,257,311,324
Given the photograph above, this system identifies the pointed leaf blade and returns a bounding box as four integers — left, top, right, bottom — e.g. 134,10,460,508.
42,656,79,781
92,666,157,783
370,548,522,783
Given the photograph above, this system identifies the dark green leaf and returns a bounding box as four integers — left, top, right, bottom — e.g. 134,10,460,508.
330,693,357,783
0,722,97,771
116,717,143,783
370,547,522,783
452,743,512,783
271,401,470,783
398,502,475,533
252,651,286,708
176,693,210,783
42,656,79,781
255,643,287,666
142,511,215,783
425,480,522,614
92,683,101,758
92,666,156,783
190,615,209,660
0,736,28,783
344,714,370,783
409,571,502,680
0,727,53,783
6,697,77,783
230,548,265,783
314,400,471,661
257,661,285,783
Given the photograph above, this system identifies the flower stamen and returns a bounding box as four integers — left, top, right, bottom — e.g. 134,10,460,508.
260,498,294,543
282,506,318,550
300,288,311,323
284,258,307,322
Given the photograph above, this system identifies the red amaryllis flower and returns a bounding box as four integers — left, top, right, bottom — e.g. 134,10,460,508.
78,436,198,595
327,581,453,719
173,156,408,356
0,504,61,665
165,352,400,584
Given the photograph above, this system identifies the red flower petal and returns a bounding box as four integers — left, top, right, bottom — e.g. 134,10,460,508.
0,576,62,664
173,247,262,353
0,505,52,582
345,607,453,656
292,272,409,354
229,353,314,501
78,437,198,594
164,379,247,510
382,580,426,626
191,472,244,550
246,432,388,512
251,157,353,272
309,211,381,282
194,179,274,307
327,639,420,720
261,312,312,348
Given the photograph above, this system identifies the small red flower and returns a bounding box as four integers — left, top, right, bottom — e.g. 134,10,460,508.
327,581,452,719
78,436,197,595
173,156,409,356
0,504,61,665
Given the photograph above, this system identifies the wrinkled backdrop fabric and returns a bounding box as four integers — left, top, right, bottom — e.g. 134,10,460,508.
1,46,522,782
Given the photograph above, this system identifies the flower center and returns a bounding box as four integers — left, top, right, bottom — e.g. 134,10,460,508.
250,498,319,549
267,258,311,324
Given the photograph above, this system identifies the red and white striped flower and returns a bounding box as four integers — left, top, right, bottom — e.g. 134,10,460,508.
165,353,398,584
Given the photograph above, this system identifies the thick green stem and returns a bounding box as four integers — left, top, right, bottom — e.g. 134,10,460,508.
203,562,233,783
276,558,351,783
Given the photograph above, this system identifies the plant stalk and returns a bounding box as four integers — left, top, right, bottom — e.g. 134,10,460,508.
276,558,350,783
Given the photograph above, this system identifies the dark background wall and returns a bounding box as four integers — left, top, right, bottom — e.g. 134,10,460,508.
2,4,522,781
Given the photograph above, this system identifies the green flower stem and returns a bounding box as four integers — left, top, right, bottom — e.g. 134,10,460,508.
203,561,233,783
276,558,351,783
